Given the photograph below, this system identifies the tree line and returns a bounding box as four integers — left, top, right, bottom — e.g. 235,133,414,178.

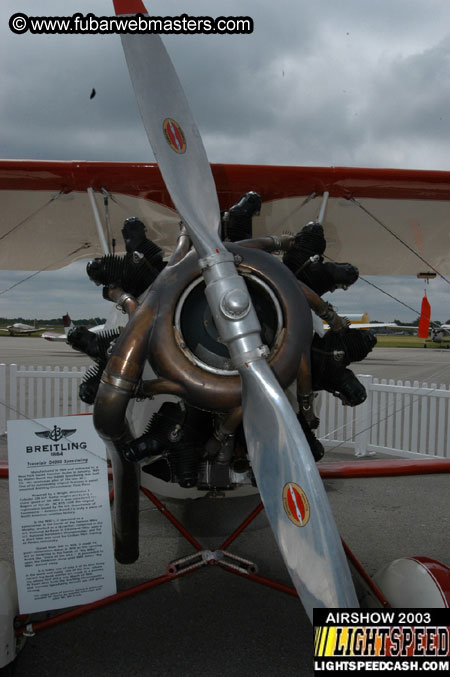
0,317,106,326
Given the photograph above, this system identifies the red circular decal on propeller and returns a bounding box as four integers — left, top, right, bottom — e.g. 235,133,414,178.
163,118,186,154
283,483,310,527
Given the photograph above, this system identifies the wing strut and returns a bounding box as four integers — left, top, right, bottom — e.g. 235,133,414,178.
87,188,110,255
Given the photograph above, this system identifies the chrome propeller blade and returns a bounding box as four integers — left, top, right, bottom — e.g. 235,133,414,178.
114,0,359,618
241,360,358,614
114,0,221,259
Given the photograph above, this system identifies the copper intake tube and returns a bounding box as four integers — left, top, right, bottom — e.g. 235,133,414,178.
93,268,168,563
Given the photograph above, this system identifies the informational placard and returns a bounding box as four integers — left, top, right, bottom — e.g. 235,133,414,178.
8,415,116,613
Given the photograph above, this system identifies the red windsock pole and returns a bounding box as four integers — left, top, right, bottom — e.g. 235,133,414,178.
418,294,431,338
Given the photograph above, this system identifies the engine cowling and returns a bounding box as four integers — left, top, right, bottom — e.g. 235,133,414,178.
146,243,311,411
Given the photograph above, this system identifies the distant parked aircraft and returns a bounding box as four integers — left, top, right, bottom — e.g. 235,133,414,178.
429,325,450,343
40,313,75,342
0,321,48,336
41,313,105,342
322,312,398,331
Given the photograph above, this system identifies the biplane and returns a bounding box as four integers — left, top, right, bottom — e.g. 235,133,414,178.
1,0,450,669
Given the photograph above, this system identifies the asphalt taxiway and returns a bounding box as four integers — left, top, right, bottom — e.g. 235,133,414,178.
0,341,449,676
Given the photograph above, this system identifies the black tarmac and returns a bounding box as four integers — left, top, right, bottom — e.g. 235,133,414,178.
0,341,449,676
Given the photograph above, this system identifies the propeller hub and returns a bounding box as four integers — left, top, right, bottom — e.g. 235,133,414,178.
220,288,250,320
146,244,309,409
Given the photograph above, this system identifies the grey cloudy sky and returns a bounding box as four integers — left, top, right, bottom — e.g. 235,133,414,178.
1,0,450,322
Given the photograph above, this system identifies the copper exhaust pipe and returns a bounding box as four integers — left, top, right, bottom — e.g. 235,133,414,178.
238,235,294,253
93,272,166,564
93,243,310,563
168,223,190,265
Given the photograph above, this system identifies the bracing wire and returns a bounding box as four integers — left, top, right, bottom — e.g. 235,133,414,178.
0,191,64,243
322,255,444,329
320,360,450,452
311,192,450,325
101,187,136,215
357,277,444,330
1,188,448,459
0,243,91,297
350,197,450,287
0,185,118,298
271,192,317,233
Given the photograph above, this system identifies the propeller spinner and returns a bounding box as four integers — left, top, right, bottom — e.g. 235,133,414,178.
112,0,358,618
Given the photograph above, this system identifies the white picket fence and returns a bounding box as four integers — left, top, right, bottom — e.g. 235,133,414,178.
318,374,450,458
1,365,449,459
0,364,92,434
